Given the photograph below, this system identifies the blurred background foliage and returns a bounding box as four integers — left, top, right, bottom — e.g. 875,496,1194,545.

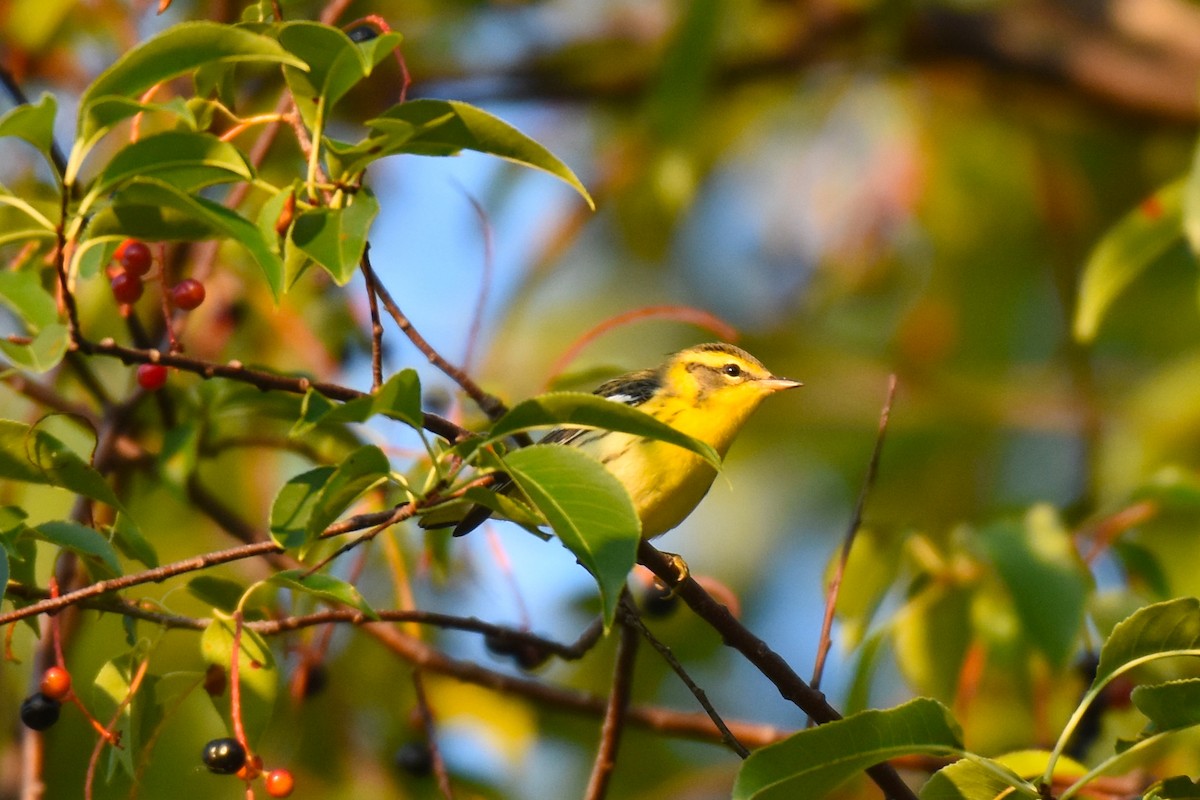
7,0,1200,797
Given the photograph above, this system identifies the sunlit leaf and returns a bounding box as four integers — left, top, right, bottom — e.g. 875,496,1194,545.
368,99,594,209
1096,597,1200,686
482,392,719,467
200,612,277,743
302,444,391,543
733,698,964,800
0,323,69,372
90,131,253,199
79,22,305,138
289,191,379,285
269,465,335,549
500,444,639,627
0,93,58,168
1074,178,1183,342
269,570,377,618
34,520,121,578
978,506,1089,668
278,22,402,129
0,420,123,510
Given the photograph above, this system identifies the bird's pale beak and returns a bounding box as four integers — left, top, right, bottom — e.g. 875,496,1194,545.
760,376,803,392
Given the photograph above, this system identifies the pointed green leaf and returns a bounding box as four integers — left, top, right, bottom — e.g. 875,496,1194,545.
0,269,58,329
269,465,335,549
90,131,253,198
34,520,121,578
500,444,639,627
86,178,282,299
733,699,964,800
92,653,147,779
187,576,246,613
290,369,422,437
269,569,376,618
110,512,157,568
368,99,594,209
1132,679,1200,733
920,751,1066,800
977,505,1089,668
0,322,69,372
1096,597,1200,687
1074,178,1183,341
0,93,58,167
278,22,402,129
0,420,123,510
289,191,379,285
200,612,277,743
303,444,391,542
79,22,305,138
483,392,719,467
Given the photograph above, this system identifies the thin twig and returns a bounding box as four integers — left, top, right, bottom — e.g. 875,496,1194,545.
619,598,749,758
584,613,639,800
361,250,508,420
636,540,918,800
361,255,385,390
811,375,897,697
457,190,493,373
411,671,455,799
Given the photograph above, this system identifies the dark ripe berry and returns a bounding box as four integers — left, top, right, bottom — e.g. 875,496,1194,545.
301,663,328,698
483,631,516,658
117,240,152,276
640,582,679,618
136,364,168,391
202,737,246,775
20,693,61,731
346,24,378,42
170,278,206,310
264,768,296,798
394,742,432,777
513,642,549,671
110,272,144,304
39,667,72,701
204,664,227,697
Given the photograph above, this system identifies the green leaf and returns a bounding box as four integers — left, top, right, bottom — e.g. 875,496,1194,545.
269,570,376,618
34,520,122,579
200,612,277,743
278,22,402,129
1096,597,1200,687
89,131,253,199
289,191,379,285
1074,178,1183,342
482,392,720,467
920,751,1061,800
499,444,640,628
734,698,964,800
368,99,594,209
893,581,973,702
0,323,69,373
977,505,1089,668
79,22,305,139
269,465,335,549
1147,776,1200,799
80,96,198,143
0,93,58,167
302,445,391,543
86,178,283,299
187,576,246,613
110,512,157,569
0,269,58,329
92,653,148,779
290,369,421,437
0,420,124,510
1132,679,1200,733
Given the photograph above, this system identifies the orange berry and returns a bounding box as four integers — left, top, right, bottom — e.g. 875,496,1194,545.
265,768,295,797
39,666,72,701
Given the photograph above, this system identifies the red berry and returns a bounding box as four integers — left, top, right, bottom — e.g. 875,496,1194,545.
39,667,71,701
170,279,206,310
111,272,143,304
136,364,168,391
265,768,295,798
117,239,152,276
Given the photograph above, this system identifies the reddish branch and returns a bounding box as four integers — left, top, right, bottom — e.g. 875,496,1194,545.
584,617,639,800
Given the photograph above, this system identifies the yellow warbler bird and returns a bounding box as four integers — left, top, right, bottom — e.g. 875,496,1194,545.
452,342,801,539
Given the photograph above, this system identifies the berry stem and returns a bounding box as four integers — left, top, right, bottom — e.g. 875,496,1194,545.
230,611,250,753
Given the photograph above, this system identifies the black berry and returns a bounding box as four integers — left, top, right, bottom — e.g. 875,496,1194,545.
202,737,246,774
394,742,432,777
346,25,378,43
20,693,61,731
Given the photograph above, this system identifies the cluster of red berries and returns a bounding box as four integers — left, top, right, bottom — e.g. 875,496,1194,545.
19,666,72,732
201,737,295,797
109,238,210,392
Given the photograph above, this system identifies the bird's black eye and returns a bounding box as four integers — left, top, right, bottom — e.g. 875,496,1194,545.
722,363,741,378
